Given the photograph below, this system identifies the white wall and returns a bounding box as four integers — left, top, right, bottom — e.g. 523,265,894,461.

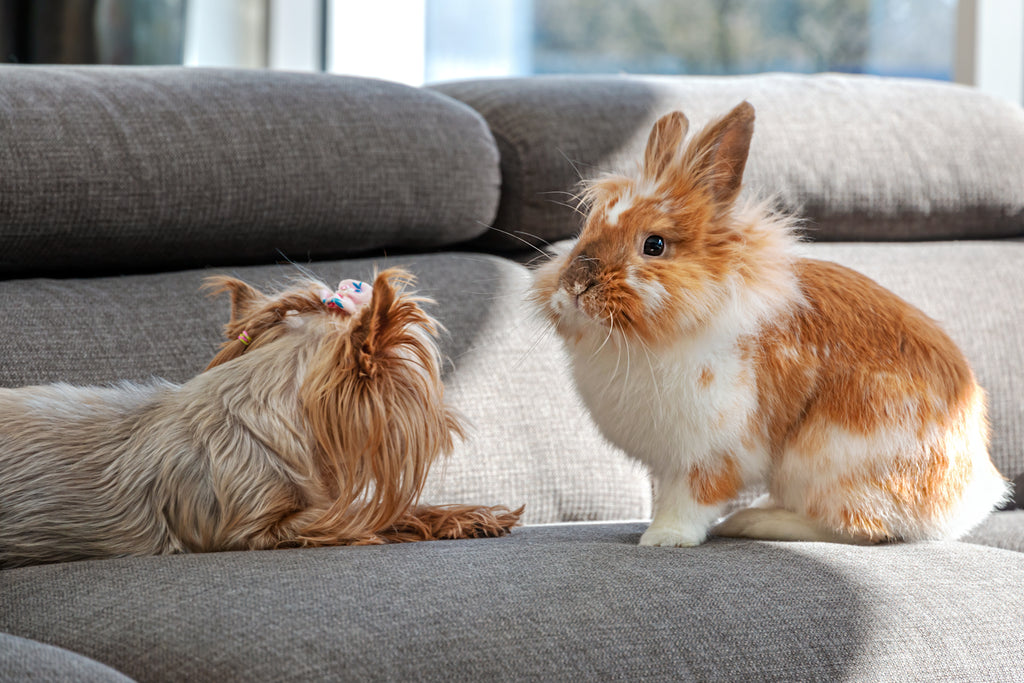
268,0,323,71
956,0,1024,104
327,0,426,85
183,0,266,68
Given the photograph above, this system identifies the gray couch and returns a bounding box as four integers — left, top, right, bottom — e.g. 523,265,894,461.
1,66,1022,681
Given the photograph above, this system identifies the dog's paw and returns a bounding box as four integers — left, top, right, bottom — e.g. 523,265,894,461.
639,525,706,548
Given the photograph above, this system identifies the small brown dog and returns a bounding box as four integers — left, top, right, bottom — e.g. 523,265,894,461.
0,268,521,568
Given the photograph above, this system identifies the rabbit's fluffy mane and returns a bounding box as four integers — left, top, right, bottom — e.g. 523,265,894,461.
557,156,804,350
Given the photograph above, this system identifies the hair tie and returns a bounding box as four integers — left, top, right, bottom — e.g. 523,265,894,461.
321,280,371,311
321,293,346,310
238,330,252,346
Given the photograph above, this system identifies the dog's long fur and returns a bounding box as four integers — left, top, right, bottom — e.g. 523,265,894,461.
0,268,521,568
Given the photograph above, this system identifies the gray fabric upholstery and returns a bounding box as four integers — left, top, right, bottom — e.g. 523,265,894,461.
2,66,1022,683
2,240,1020,520
0,67,500,278
1,523,1022,682
0,632,133,682
0,253,650,525
962,510,1024,552
431,74,1024,250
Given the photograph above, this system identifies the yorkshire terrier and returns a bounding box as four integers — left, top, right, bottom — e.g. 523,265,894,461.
0,268,521,568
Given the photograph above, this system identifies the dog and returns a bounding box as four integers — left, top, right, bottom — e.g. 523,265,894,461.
0,268,521,568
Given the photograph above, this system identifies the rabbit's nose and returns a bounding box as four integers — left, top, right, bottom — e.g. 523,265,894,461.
563,278,597,313
568,280,590,296
560,268,595,297
560,252,599,304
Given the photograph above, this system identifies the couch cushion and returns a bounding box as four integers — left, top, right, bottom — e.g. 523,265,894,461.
2,241,1020,518
0,632,133,682
962,510,1024,552
0,67,500,278
432,74,1024,251
1,523,1022,681
0,253,650,524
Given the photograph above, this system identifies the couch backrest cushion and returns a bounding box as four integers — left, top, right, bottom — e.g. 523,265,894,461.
0,66,500,278
431,74,1024,250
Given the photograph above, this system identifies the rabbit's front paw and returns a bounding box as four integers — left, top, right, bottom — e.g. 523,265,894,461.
639,524,706,547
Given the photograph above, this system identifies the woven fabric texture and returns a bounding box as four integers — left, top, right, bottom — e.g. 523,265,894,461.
963,510,1024,552
2,241,1021,518
0,253,650,525
0,66,500,277
2,523,1023,682
432,74,1024,250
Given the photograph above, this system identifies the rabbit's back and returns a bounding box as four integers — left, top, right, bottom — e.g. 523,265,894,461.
747,257,1009,540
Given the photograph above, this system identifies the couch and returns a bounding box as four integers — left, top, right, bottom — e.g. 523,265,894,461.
1,65,1022,681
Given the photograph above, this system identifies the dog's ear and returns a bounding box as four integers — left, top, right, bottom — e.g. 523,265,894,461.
203,276,267,328
296,267,452,544
203,276,272,370
346,269,425,378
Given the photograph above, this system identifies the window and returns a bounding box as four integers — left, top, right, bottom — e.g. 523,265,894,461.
319,0,1021,103
324,0,960,83
3,0,1021,104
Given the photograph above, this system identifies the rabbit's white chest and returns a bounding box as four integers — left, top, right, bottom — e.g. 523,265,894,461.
568,334,760,476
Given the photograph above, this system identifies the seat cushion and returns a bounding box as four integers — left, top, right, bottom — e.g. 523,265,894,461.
1,523,1022,681
0,632,133,682
0,67,500,278
962,510,1024,552
432,74,1024,251
2,240,1021,519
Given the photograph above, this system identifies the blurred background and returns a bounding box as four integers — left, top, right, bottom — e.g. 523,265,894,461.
0,0,1021,104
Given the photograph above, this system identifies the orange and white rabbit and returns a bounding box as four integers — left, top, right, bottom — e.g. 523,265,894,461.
532,102,1010,546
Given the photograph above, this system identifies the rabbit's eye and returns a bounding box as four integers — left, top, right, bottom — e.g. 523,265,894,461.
643,235,665,257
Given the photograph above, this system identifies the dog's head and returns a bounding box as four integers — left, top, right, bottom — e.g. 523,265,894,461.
204,268,463,543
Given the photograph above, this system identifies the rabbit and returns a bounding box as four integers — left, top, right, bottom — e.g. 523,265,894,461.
531,102,1010,547
0,268,521,567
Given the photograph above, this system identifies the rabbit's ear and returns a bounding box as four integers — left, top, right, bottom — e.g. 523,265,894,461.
643,110,689,180
690,100,755,206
